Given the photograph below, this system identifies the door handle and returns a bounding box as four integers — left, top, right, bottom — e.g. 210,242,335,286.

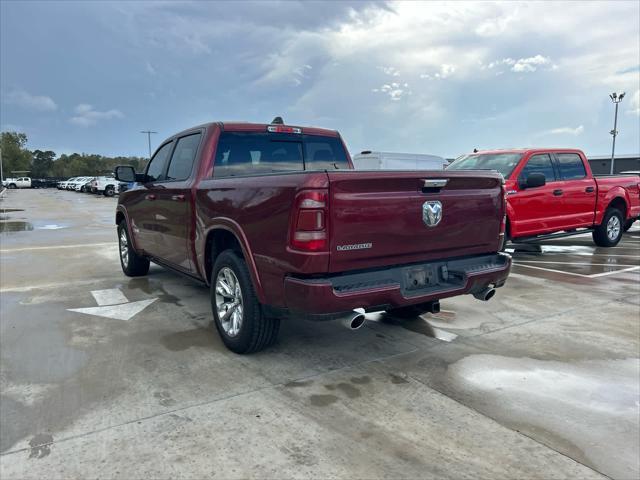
171,194,185,202
145,194,156,201
585,186,595,193
553,189,563,196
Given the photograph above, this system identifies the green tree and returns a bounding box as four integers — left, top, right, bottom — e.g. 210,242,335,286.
1,132,32,179
31,149,56,177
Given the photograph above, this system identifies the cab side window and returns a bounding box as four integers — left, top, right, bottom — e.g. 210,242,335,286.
557,153,587,180
146,141,174,182
519,154,556,182
166,133,201,181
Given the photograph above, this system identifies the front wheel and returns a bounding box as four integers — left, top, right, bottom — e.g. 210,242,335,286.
592,208,624,247
118,222,149,276
211,250,279,354
104,186,115,197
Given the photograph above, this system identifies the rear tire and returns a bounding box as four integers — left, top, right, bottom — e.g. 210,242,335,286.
8,184,16,189
211,250,279,354
592,208,624,247
623,219,635,232
118,222,149,276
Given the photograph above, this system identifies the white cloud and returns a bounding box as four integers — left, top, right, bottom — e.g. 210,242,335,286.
627,90,640,116
487,55,551,73
3,89,57,111
511,55,551,72
543,125,585,136
420,64,456,80
378,66,400,77
291,64,313,86
372,82,411,101
70,104,124,127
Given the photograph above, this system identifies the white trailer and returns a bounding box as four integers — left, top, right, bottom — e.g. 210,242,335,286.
352,151,448,170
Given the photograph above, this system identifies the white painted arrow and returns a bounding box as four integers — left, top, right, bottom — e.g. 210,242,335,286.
67,288,157,321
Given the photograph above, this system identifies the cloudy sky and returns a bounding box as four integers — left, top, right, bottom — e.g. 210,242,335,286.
1,0,639,159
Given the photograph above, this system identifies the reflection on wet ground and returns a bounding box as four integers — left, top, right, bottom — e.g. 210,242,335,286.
508,232,640,278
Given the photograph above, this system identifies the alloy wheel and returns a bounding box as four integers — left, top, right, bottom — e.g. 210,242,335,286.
215,267,244,337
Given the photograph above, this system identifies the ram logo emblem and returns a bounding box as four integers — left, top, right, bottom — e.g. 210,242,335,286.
422,201,443,227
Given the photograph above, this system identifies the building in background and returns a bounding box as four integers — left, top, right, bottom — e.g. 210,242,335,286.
588,154,640,174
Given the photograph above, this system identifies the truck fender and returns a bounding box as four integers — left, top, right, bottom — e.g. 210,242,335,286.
199,219,266,304
115,206,141,253
596,187,630,224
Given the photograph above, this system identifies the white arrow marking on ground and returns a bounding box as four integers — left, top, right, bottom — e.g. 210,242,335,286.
67,288,157,321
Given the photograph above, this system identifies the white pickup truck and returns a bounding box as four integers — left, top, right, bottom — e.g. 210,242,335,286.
91,176,119,196
2,177,32,189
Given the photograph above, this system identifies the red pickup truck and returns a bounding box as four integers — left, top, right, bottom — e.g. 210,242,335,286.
114,120,511,353
448,149,640,248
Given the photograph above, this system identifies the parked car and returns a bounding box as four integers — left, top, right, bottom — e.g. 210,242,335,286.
91,176,119,196
69,176,94,192
118,181,135,193
2,177,31,189
447,148,640,247
114,120,511,353
58,177,76,190
352,151,448,170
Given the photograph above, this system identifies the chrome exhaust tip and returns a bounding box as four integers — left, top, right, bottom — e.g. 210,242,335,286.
341,308,367,330
473,287,496,301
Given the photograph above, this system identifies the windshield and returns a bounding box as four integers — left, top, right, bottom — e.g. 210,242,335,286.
447,153,523,178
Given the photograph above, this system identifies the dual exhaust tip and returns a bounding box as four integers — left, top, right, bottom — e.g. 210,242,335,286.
473,287,496,301
341,308,367,330
340,289,494,331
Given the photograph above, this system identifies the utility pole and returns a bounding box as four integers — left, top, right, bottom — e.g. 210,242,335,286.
140,130,157,159
608,92,625,175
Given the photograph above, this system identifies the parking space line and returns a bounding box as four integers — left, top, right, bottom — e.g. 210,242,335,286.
0,242,114,253
587,266,640,278
514,263,640,278
514,264,590,277
516,260,639,267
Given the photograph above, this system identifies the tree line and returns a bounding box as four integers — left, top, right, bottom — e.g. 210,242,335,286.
1,131,148,179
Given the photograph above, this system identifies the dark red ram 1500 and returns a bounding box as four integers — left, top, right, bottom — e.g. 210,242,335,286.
448,149,640,248
115,121,511,353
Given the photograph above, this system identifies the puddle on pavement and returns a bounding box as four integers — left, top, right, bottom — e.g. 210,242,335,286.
447,354,640,479
0,221,34,233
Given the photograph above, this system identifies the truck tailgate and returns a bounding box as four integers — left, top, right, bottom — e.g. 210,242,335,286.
327,170,504,273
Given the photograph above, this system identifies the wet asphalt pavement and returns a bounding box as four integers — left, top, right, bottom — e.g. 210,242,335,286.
1,189,638,479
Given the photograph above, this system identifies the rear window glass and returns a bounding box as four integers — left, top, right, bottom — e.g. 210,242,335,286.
557,153,586,180
447,153,523,179
213,132,349,178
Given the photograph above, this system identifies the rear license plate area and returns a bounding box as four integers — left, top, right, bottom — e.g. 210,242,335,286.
403,265,437,291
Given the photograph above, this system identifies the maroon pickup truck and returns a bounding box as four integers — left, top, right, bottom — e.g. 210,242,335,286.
115,120,511,353
448,149,640,248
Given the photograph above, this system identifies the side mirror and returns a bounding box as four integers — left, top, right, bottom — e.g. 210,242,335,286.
522,172,546,189
114,165,136,183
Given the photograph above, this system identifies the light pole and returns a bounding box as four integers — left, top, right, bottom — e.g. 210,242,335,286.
609,92,625,175
140,130,157,159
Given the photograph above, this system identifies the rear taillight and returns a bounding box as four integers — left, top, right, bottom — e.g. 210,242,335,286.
290,190,328,252
500,184,507,235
